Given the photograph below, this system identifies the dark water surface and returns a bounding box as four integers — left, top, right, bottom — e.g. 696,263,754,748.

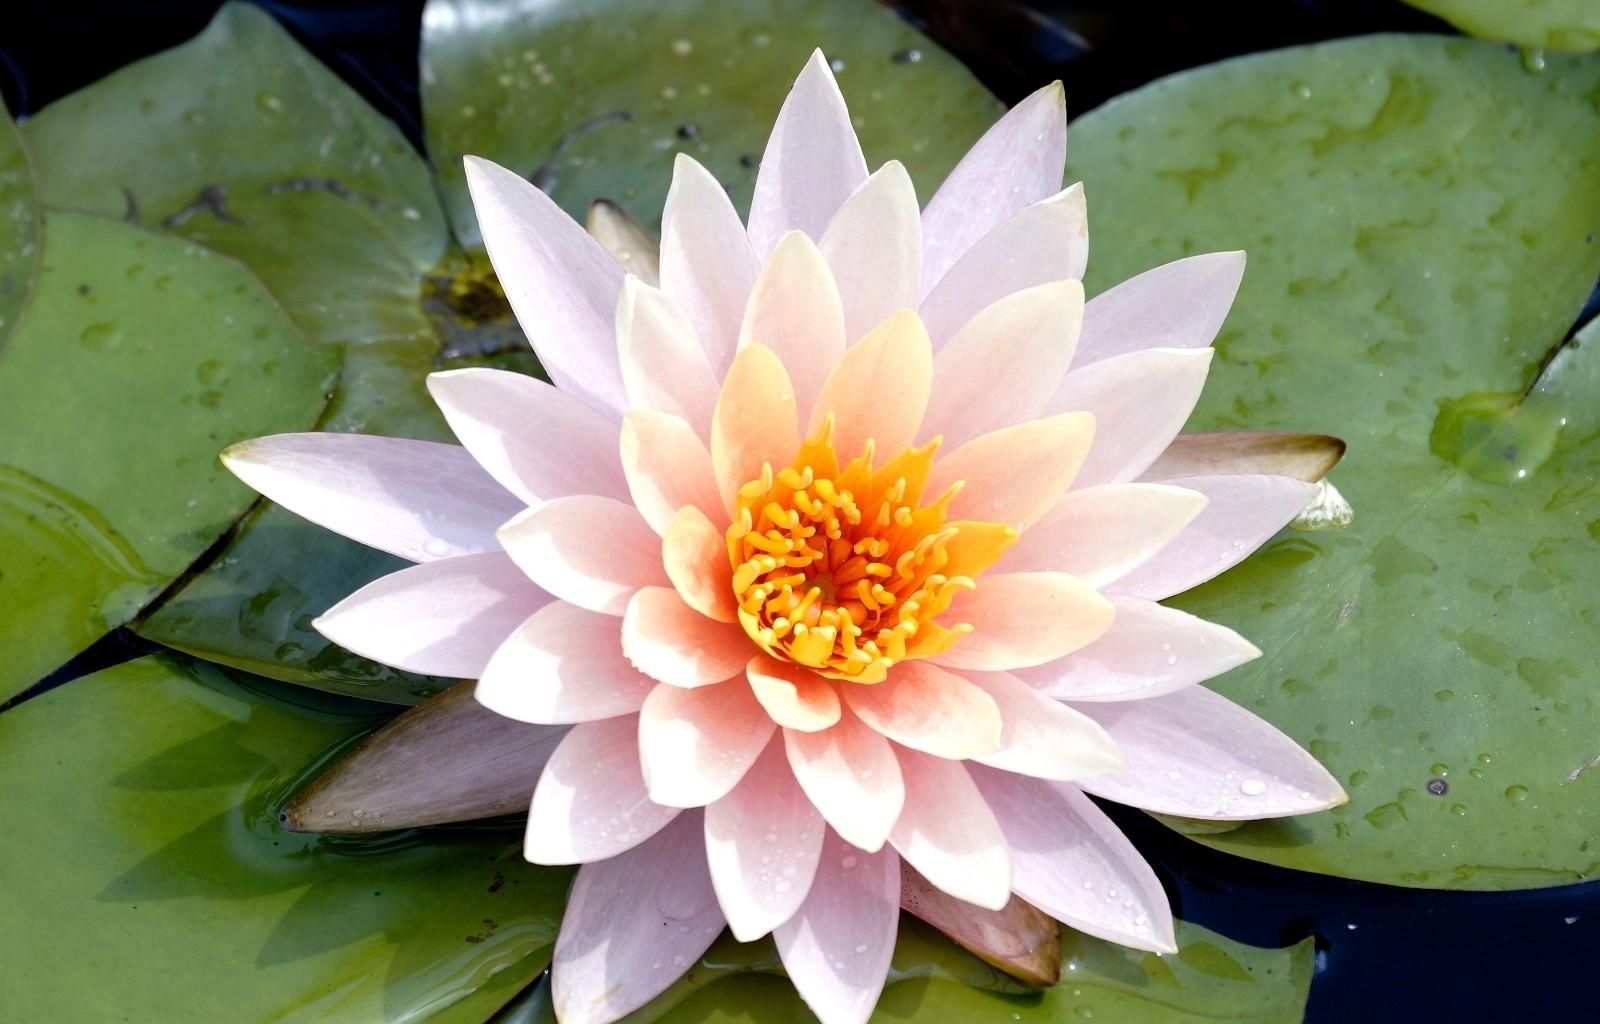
3,2,1595,1021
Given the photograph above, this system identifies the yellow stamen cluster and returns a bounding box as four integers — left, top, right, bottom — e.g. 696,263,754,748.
726,418,1015,683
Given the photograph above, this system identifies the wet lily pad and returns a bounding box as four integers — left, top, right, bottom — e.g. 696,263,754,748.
1404,0,1600,52
1068,35,1600,888
0,656,567,1022
0,212,336,700
421,0,1002,240
0,98,38,353
492,918,1312,1023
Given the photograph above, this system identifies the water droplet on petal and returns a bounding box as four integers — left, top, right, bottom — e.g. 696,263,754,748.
1240,779,1268,796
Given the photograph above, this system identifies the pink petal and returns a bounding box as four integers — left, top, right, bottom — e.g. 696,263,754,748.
552,812,724,1024
221,433,520,562
314,552,548,677
1015,595,1261,702
842,661,1002,759
1107,473,1319,600
920,184,1088,350
639,679,776,807
930,411,1095,530
711,345,799,514
525,714,680,864
659,153,761,377
705,736,826,940
889,748,1011,910
958,670,1126,781
1073,251,1246,369
737,232,845,420
807,309,931,462
1073,686,1347,819
921,81,1066,295
476,601,654,724
498,496,665,615
785,709,904,852
933,571,1114,672
1002,482,1207,586
747,655,842,732
620,410,723,536
1048,347,1214,488
427,367,628,507
773,829,900,1024
818,161,922,343
970,766,1176,953
747,50,868,258
463,156,626,417
663,505,737,622
616,276,720,437
623,586,755,688
922,280,1084,450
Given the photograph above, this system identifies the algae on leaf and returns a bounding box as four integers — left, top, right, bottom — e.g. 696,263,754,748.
1069,35,1600,888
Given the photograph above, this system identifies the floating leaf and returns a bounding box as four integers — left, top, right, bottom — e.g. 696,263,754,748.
0,213,336,699
1403,0,1600,52
420,0,1002,238
0,97,39,354
0,656,568,1022
1069,35,1600,888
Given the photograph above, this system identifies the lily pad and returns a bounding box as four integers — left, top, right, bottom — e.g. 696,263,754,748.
420,0,1002,240
0,212,336,700
22,1,448,348
1404,0,1600,52
0,655,567,1023
0,98,38,352
491,919,1312,1023
1068,35,1600,888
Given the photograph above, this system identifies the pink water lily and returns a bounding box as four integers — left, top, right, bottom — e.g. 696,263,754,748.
224,51,1345,1024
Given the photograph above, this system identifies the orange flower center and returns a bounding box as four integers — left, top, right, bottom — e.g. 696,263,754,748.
726,417,1016,683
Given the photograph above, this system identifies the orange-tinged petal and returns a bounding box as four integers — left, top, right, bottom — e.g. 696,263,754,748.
784,710,903,852
747,655,842,732
940,520,1019,579
623,586,754,688
712,345,799,514
933,571,1114,671
620,409,723,536
737,231,845,418
663,505,737,622
843,660,1003,759
807,308,932,459
929,411,1095,530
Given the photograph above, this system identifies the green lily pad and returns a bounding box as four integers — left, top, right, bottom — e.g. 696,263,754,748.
1404,0,1600,53
491,919,1312,1023
1068,35,1600,888
421,0,1002,240
22,2,448,348
0,98,39,353
0,212,336,700
0,655,567,1022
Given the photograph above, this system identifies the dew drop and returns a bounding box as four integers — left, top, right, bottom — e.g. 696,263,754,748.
422,536,453,558
840,855,859,870
1240,779,1268,796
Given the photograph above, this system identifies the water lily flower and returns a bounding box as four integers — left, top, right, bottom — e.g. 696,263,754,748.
224,51,1346,1024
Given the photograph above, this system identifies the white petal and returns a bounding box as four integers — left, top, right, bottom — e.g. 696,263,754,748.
959,669,1126,781
463,156,627,417
818,161,922,343
476,602,654,724
1073,251,1246,368
737,232,845,420
774,829,900,1024
842,660,1002,759
921,81,1066,294
970,766,1176,953
889,748,1011,910
638,680,775,807
920,184,1087,350
427,367,628,507
747,50,868,258
221,433,520,562
1015,595,1261,702
1073,686,1347,819
622,587,755,688
619,410,723,536
498,496,666,615
1048,347,1214,488
705,737,826,940
314,552,548,677
659,153,761,376
922,279,1083,449
1001,482,1207,587
1108,473,1319,600
525,714,681,864
616,276,720,436
552,812,724,1024
785,710,904,853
